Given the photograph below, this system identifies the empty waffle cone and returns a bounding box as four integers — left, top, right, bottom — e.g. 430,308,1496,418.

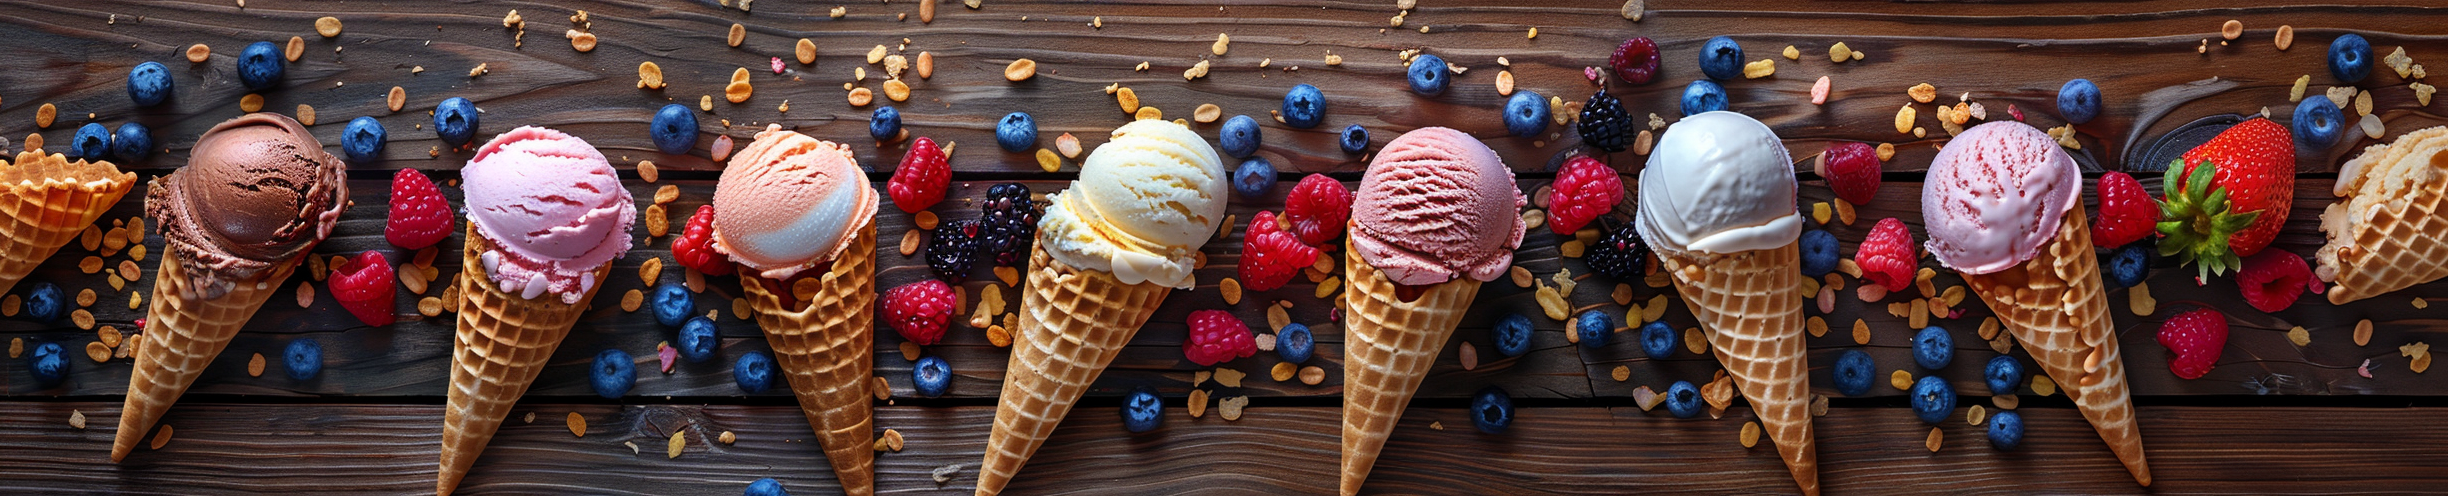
739,224,877,496
1657,241,1818,496
2318,126,2448,304
1339,238,1482,496
112,247,298,462
438,227,613,496
975,245,1171,496
1958,207,2151,486
0,150,137,296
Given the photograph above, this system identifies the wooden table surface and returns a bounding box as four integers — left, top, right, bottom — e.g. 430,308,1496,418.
4,0,2448,494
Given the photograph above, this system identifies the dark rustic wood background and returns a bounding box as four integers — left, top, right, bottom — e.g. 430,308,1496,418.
3,0,2447,494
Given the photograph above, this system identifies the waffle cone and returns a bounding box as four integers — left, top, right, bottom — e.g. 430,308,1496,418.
0,150,136,296
2318,126,2448,304
975,245,1171,495
739,224,877,496
438,227,612,496
1958,208,2150,486
111,248,298,462
1657,241,1818,496
1339,239,1482,496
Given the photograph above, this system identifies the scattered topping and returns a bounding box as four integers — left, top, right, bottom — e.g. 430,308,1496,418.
2275,25,2294,50
186,44,211,63
1005,58,1037,81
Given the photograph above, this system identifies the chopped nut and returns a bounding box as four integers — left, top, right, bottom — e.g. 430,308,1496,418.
1194,103,1222,123
638,62,666,89
2275,25,2295,50
1212,33,1230,56
1907,83,1938,103
284,36,303,62
2220,19,2243,40
1004,59,1037,81
1742,59,1775,79
388,86,408,112
186,44,211,63
1829,42,1853,63
1894,105,1917,134
316,16,344,37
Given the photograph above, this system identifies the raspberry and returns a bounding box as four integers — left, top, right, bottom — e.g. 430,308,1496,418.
2235,250,2314,312
1855,217,1918,291
927,219,981,283
327,250,397,327
2090,171,2158,249
1183,309,1257,366
1576,90,1632,152
1817,142,1882,205
385,169,454,250
1547,156,1623,234
1608,37,1661,85
887,136,950,213
2154,307,2229,380
880,279,957,345
1584,222,1648,281
671,205,734,276
979,183,1040,267
1238,211,1320,292
1282,174,1352,248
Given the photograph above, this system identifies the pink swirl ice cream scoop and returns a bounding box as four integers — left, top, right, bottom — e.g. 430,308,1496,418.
1349,127,1526,286
1921,121,2081,275
462,126,636,303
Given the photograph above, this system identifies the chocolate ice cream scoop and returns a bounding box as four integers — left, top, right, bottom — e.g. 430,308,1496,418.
146,113,347,296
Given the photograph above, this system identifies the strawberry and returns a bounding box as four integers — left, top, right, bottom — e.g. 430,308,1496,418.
1183,309,1257,366
2235,250,2315,313
2154,308,2229,380
2091,171,2158,249
1816,142,1882,205
887,136,950,213
2159,118,2294,279
385,169,454,250
1282,174,1353,247
1547,156,1624,234
1238,211,1320,292
670,205,734,276
327,250,398,327
1855,217,1917,291
880,279,957,346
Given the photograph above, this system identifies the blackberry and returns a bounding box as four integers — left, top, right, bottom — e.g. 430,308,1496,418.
1577,89,1632,152
979,183,1041,267
1584,222,1648,281
927,220,982,283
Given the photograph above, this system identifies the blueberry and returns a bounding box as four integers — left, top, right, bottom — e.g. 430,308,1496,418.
1680,80,1727,117
1120,386,1163,433
237,41,284,91
2293,96,2346,150
1491,313,1534,358
1912,326,1954,370
1231,158,1276,199
1987,410,2024,451
284,338,323,381
126,61,172,107
651,103,698,155
1833,348,1874,397
2330,33,2372,83
869,106,902,143
1985,355,2023,396
1470,386,1514,434
1281,84,1326,129
734,350,776,394
1575,309,1613,349
1220,114,1262,158
23,282,64,323
70,123,110,160
677,316,719,364
2057,79,2102,125
745,477,790,496
1910,375,1955,424
112,123,154,163
433,97,478,148
1664,380,1704,419
912,355,951,397
1504,90,1549,138
342,116,386,164
1278,323,1316,364
650,282,692,328
1339,124,1370,154
2103,244,2148,289
27,342,66,388
590,349,635,399
1697,36,1744,81
995,112,1036,152
1406,53,1450,96
1800,229,1839,278
1638,321,1675,359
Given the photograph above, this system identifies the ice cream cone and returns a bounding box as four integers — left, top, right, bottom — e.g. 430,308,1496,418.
1656,241,1817,496
438,227,613,496
1339,238,1482,496
1958,208,2150,486
975,245,1172,496
110,246,299,461
0,150,136,296
738,224,877,496
2318,126,2448,304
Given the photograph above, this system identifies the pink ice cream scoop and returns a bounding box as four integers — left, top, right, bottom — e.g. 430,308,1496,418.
712,124,879,280
1349,127,1526,286
462,126,637,303
1921,121,2081,275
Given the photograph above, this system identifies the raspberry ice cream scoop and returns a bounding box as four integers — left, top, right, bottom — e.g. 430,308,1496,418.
462,126,636,304
1920,121,2081,275
712,124,878,280
1349,127,1526,286
1635,111,1800,256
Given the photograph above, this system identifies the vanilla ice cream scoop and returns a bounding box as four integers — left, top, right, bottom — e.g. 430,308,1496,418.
1921,121,2080,275
1037,119,1227,288
1636,111,1801,255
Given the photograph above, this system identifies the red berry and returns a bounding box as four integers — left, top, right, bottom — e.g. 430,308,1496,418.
1183,309,1257,366
1547,156,1624,235
1282,174,1353,248
2155,308,2229,380
1855,217,1918,291
887,137,950,213
671,205,734,276
2090,171,2158,249
1608,37,1661,85
2235,250,2314,313
1238,211,1321,292
385,169,454,250
1817,142,1882,205
327,250,398,327
880,279,957,346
